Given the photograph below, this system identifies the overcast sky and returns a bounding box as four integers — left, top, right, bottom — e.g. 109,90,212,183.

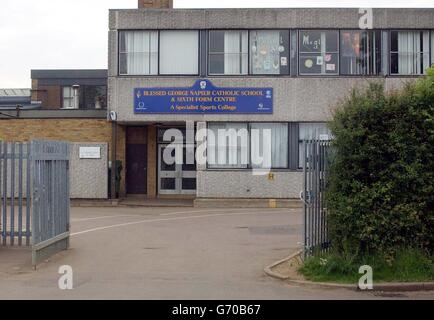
0,0,433,88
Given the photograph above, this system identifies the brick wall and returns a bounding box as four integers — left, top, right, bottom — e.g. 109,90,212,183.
138,0,173,8
35,85,62,109
0,118,131,198
0,119,111,143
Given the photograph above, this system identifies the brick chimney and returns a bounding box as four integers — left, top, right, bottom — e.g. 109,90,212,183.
138,0,173,8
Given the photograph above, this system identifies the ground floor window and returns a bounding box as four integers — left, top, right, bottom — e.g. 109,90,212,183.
207,123,249,169
250,123,289,168
298,122,332,168
207,122,291,169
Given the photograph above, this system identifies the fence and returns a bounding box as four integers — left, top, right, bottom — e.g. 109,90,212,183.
0,141,31,246
301,139,332,258
0,140,70,267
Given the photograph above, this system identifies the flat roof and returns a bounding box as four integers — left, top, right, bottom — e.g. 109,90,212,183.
31,69,108,80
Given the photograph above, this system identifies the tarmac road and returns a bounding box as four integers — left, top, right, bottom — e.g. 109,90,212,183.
0,206,433,300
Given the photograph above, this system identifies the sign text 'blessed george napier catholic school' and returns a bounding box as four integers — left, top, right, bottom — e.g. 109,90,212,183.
134,80,273,114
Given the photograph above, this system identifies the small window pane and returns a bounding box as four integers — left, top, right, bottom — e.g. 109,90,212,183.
209,30,248,75
209,54,225,74
160,147,176,171
182,178,197,190
250,123,288,169
62,87,73,109
160,30,199,75
207,123,249,168
81,86,107,109
299,30,339,75
250,30,289,75
390,30,430,75
340,30,381,75
161,178,176,190
119,31,158,75
182,146,196,171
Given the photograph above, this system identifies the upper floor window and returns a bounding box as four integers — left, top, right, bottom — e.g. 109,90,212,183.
81,86,107,109
340,30,381,75
209,30,248,75
390,30,430,75
159,30,199,75
62,85,107,109
62,87,74,109
250,30,290,75
432,31,434,66
119,31,158,75
299,30,339,75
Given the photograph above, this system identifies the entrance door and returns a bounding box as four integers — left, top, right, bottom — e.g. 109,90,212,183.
126,144,147,194
158,145,196,195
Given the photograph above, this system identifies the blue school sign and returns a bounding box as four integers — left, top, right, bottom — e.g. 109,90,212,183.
134,79,273,114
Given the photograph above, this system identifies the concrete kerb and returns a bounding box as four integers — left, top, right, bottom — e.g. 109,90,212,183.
264,250,434,292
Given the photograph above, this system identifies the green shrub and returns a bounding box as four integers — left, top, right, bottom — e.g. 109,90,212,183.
327,68,434,256
299,248,434,283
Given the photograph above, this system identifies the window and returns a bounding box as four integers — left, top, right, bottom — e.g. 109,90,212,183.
390,30,430,75
298,123,331,167
119,31,158,75
209,30,248,75
62,87,74,109
431,30,434,67
299,30,339,75
432,31,434,66
160,30,199,75
250,123,288,168
80,86,107,109
340,30,381,75
207,123,249,168
250,30,290,75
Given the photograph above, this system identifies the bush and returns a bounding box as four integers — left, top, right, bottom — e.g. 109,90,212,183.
327,68,434,256
299,249,434,283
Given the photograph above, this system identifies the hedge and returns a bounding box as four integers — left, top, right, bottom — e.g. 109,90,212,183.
327,68,434,256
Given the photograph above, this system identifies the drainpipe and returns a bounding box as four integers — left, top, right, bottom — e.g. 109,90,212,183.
109,111,118,201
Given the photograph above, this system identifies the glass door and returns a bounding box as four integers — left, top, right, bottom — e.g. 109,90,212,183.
158,145,196,195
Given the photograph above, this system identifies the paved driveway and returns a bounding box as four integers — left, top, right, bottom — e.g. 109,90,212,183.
0,206,432,299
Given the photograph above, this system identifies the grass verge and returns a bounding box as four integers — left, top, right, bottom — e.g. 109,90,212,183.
298,248,434,284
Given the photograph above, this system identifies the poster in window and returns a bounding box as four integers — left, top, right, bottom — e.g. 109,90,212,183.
300,31,322,52
250,30,289,74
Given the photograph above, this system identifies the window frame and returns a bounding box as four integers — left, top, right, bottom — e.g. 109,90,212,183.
117,28,434,78
339,29,382,76
61,86,74,109
389,29,432,76
248,29,291,76
297,29,340,76
206,122,293,170
158,29,201,76
118,29,200,77
249,122,290,169
206,122,249,169
207,29,291,76
208,29,249,76
80,85,108,110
